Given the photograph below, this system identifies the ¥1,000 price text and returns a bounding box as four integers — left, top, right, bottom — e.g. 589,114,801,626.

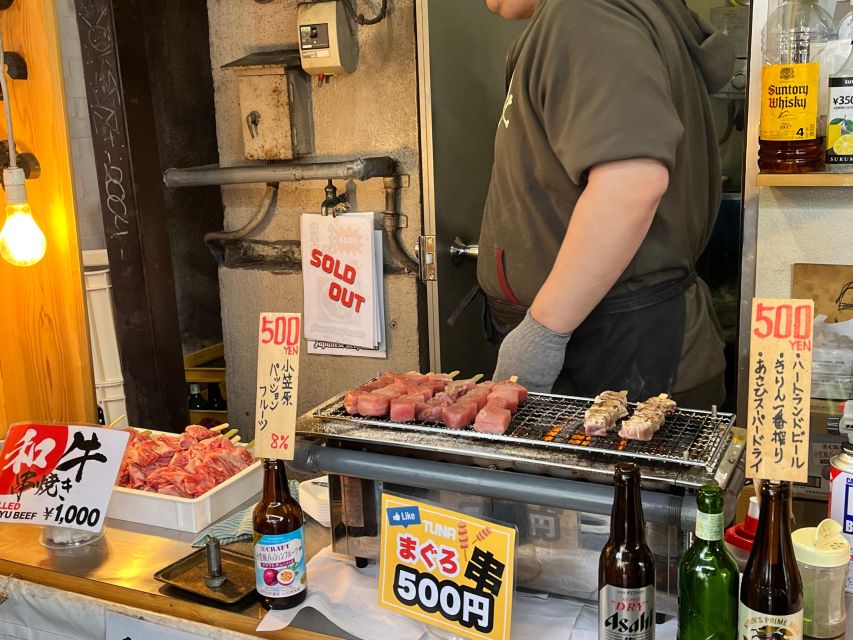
47,503,101,528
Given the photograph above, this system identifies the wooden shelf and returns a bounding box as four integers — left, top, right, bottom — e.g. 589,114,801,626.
757,172,853,187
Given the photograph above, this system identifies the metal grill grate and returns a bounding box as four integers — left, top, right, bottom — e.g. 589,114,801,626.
314,391,735,469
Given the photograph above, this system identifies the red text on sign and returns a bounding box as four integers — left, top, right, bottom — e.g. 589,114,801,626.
260,315,300,348
270,434,290,450
752,303,812,349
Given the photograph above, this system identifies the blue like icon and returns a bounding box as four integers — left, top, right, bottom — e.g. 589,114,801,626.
386,505,421,528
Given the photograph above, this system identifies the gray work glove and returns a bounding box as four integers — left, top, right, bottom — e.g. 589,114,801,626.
492,309,572,393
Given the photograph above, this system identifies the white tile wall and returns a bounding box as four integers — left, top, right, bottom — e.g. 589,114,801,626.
57,0,106,252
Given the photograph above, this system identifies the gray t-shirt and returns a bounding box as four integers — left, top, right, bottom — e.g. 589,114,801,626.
477,0,732,391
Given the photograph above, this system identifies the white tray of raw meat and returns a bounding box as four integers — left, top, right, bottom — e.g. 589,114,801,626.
107,429,261,533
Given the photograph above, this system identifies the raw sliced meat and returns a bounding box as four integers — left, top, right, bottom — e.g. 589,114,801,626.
390,398,417,422
473,402,512,434
417,402,445,423
464,389,491,411
344,389,368,414
406,385,434,401
442,401,478,429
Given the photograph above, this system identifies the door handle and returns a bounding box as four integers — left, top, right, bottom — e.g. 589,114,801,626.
450,237,479,260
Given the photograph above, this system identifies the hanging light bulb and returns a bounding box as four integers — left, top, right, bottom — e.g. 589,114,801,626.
0,166,44,266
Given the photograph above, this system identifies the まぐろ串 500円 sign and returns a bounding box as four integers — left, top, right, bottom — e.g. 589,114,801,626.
378,494,516,640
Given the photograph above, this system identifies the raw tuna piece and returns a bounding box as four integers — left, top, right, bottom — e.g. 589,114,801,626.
473,402,512,434
464,389,491,411
357,393,391,417
401,373,429,385
487,390,518,413
185,424,216,441
427,373,453,382
494,380,528,403
390,398,417,422
476,381,496,392
442,401,478,429
446,380,477,399
406,385,435,401
344,389,368,414
417,402,445,423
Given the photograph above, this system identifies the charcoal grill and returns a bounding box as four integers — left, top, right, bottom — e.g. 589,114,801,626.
313,391,735,471
293,384,746,616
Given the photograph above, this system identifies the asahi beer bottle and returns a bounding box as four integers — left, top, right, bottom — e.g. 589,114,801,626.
253,458,307,609
599,462,655,640
678,484,738,640
738,481,804,640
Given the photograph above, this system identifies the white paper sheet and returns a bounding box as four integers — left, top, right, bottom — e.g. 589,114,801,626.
302,213,377,349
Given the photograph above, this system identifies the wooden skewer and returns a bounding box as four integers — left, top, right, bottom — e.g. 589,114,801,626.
222,428,238,439
230,435,241,444
245,439,255,449
509,375,519,383
210,423,230,432
471,373,484,383
448,370,460,379
108,414,126,429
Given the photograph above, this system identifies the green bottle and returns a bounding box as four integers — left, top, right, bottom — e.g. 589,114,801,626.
678,484,738,640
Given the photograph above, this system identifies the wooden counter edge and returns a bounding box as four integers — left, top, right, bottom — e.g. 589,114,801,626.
0,558,338,640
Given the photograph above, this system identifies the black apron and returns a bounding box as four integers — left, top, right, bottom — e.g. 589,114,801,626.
485,273,696,402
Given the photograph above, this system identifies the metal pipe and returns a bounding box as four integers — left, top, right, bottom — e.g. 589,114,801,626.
292,442,689,527
163,157,397,188
382,175,418,273
204,183,278,262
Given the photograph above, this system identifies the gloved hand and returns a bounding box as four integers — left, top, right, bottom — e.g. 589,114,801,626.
492,309,572,393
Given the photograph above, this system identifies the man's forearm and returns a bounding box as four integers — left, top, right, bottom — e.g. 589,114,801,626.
530,159,669,334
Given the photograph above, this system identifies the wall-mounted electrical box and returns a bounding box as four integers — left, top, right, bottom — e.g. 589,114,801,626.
297,1,357,76
222,49,315,161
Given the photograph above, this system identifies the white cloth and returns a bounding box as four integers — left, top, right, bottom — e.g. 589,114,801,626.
259,545,598,639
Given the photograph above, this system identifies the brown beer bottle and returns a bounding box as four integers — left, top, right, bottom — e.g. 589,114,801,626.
738,481,804,640
599,463,655,640
253,459,307,609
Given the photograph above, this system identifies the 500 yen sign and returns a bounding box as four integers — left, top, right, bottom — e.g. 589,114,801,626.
752,302,812,343
47,504,101,528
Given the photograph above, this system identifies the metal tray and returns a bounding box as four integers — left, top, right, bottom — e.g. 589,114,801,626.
314,390,735,470
154,548,256,604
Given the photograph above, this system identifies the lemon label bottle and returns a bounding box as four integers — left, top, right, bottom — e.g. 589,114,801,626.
827,43,853,172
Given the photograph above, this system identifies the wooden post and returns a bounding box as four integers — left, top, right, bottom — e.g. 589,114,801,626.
74,0,189,431
0,1,95,437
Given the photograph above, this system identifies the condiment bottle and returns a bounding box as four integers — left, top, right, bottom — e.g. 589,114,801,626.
792,519,850,638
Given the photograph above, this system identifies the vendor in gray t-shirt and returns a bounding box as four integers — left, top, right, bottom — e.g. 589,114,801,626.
478,0,733,408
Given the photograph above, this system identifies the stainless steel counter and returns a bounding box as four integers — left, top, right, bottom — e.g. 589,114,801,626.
0,496,357,640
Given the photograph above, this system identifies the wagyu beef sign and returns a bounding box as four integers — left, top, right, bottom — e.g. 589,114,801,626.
308,249,367,313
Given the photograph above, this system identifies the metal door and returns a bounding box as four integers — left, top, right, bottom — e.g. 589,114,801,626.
416,0,525,375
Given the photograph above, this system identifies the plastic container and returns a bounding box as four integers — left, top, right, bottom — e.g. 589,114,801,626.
724,495,759,571
792,519,850,638
107,431,261,533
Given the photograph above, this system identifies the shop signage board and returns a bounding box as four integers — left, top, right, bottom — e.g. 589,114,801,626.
254,312,301,460
0,423,129,531
746,298,814,482
301,212,385,354
378,493,516,640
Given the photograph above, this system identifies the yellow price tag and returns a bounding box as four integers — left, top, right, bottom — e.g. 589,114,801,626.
746,298,813,482
378,494,516,640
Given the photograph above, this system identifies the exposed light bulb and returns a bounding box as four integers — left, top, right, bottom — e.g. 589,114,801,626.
0,202,46,266
0,166,45,266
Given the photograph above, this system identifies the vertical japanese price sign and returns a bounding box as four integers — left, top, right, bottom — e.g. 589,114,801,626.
0,424,129,531
746,298,814,482
255,312,301,460
378,493,516,640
